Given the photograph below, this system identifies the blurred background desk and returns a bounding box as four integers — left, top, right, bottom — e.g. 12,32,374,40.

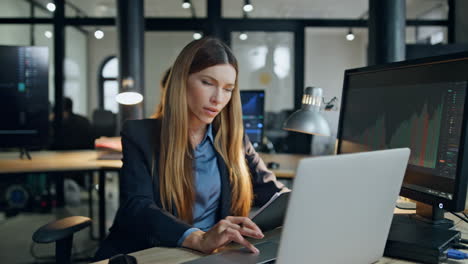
257,153,308,179
0,150,305,240
0,150,121,240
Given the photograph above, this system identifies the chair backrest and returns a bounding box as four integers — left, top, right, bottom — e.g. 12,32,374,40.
92,109,117,138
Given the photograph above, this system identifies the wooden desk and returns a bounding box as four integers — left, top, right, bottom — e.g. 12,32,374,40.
93,212,468,264
257,153,308,179
0,151,301,177
0,150,121,174
0,150,122,240
0,150,301,240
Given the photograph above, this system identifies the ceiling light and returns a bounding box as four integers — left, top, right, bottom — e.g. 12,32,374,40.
94,29,104,39
193,32,202,40
182,0,191,9
243,0,253,12
346,29,355,41
239,32,248,40
46,3,56,12
116,92,143,105
44,30,53,39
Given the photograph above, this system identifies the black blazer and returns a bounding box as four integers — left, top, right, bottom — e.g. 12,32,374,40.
94,119,284,260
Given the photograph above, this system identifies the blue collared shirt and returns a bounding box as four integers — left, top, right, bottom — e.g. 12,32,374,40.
177,124,221,246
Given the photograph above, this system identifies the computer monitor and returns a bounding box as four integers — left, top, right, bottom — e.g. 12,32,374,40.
0,46,49,149
240,90,265,149
337,52,468,226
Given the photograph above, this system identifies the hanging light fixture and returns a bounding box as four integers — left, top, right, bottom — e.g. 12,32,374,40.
346,28,355,41
193,32,203,40
182,0,191,9
243,0,254,12
239,32,248,40
46,2,56,12
44,30,53,39
116,77,144,105
94,29,105,39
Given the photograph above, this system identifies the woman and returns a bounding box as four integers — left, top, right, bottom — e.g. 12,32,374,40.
95,37,286,260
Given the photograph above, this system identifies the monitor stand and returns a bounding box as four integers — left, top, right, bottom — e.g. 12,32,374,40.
409,202,454,229
384,202,460,263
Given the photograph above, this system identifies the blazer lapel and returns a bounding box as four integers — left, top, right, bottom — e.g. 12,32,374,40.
151,119,162,207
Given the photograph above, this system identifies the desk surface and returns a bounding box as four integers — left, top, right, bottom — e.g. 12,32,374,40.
0,150,122,174
0,150,304,178
93,212,468,264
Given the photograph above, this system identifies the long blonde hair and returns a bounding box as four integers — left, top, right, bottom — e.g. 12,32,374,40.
157,37,252,223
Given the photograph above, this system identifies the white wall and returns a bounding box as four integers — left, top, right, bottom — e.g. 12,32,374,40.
87,28,117,118
34,24,55,104
65,27,88,116
0,0,29,17
144,32,194,117
305,28,368,154
232,32,295,113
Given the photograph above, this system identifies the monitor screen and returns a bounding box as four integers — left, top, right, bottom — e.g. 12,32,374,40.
240,90,265,148
337,52,468,212
0,46,49,148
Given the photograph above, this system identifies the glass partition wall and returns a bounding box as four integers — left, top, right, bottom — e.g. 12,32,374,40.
232,31,295,153
0,0,452,155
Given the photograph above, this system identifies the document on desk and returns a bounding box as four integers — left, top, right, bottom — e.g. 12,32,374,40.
250,191,291,232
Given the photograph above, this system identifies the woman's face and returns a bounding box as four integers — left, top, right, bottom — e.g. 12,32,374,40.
186,64,236,126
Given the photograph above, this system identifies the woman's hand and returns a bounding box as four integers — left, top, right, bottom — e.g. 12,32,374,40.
182,216,264,254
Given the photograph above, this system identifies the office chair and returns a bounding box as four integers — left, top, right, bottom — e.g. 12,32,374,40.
92,109,117,138
32,216,92,264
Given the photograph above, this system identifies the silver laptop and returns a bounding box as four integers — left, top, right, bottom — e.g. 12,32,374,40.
184,148,410,264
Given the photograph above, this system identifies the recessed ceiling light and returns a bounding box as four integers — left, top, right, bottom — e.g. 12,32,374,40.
46,3,56,12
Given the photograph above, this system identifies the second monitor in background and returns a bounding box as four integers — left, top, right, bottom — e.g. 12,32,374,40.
240,90,265,149
0,46,49,153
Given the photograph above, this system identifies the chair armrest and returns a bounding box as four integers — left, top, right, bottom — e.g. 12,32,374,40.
32,216,92,243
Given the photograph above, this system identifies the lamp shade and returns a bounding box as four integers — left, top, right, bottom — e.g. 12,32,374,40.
116,77,144,105
283,86,331,136
116,91,143,105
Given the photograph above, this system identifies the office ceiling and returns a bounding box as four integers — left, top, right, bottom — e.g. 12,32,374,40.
51,0,446,20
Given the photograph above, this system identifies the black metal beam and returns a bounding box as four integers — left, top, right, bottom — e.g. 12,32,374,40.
30,1,35,46
117,0,145,122
0,17,447,29
53,0,65,207
406,19,447,26
145,18,205,30
368,0,406,65
448,0,455,43
65,17,115,26
294,29,305,111
0,18,53,24
206,0,223,40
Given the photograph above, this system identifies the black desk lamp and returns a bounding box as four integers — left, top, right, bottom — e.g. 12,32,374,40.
283,86,331,136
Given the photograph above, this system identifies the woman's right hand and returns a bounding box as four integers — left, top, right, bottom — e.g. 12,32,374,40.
182,216,264,254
